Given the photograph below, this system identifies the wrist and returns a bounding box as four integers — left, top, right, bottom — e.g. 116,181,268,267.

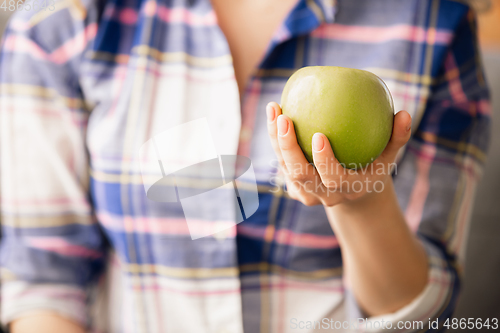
325,176,409,242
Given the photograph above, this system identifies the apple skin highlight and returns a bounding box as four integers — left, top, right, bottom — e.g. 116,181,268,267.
281,66,395,169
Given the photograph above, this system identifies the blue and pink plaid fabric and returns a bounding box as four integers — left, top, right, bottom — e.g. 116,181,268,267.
0,0,491,332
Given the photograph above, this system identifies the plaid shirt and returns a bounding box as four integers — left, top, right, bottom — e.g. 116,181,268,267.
0,0,491,332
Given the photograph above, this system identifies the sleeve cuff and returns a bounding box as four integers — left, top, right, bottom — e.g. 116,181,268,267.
1,281,89,329
346,237,455,332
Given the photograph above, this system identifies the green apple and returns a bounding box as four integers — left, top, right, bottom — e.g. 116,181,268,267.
280,66,394,169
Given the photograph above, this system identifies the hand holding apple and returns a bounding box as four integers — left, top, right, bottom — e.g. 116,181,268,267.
267,66,411,206
266,102,411,206
267,68,428,317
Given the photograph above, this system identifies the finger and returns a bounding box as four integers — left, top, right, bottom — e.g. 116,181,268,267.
276,114,315,181
311,132,353,188
266,102,285,170
378,110,412,165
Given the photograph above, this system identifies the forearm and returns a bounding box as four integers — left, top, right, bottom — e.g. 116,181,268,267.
326,178,428,316
11,312,85,333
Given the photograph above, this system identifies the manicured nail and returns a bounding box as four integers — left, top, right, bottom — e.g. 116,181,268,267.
277,115,288,136
266,104,275,122
312,133,324,152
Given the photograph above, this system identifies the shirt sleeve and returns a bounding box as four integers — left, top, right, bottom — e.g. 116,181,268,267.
0,4,105,329
349,7,491,333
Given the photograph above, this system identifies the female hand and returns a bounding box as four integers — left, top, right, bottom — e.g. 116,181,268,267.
266,102,412,207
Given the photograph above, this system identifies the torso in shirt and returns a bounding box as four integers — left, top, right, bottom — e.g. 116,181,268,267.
0,0,486,331
55,0,464,331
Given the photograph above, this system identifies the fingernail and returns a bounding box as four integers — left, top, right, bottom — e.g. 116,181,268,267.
406,121,412,133
277,115,288,136
266,104,275,122
312,133,324,152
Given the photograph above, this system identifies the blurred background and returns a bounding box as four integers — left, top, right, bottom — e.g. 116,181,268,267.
0,0,499,330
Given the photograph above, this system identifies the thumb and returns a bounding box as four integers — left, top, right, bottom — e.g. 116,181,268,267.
379,110,412,164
